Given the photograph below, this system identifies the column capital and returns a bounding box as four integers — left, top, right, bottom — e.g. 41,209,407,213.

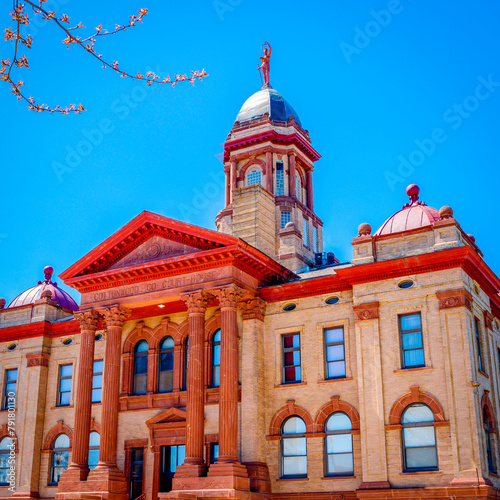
74,310,100,331
240,297,267,321
181,290,214,314
99,305,131,327
213,284,247,309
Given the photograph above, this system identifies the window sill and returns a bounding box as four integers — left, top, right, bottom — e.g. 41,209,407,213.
91,402,102,406
276,477,309,482
400,470,441,476
50,405,74,410
393,366,432,373
478,369,489,379
322,475,356,480
274,382,307,389
318,377,353,384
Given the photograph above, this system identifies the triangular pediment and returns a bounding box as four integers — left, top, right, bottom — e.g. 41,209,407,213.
146,407,186,427
108,235,204,270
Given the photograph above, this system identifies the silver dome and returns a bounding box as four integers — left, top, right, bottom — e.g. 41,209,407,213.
235,87,302,126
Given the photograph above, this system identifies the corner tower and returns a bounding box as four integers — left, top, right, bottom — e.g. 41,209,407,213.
216,45,323,272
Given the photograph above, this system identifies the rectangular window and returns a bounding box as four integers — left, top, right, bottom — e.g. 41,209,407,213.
282,333,301,384
129,447,144,500
210,443,219,464
475,318,484,372
324,327,346,379
160,445,185,493
3,369,17,410
276,161,285,196
57,364,73,407
399,313,425,368
280,211,291,229
92,360,103,403
313,226,318,253
303,218,308,246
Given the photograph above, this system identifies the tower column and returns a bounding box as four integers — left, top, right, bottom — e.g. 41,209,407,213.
306,169,314,210
208,285,249,481
230,161,237,203
224,166,230,207
265,151,273,193
175,291,213,478
288,153,296,198
86,305,130,499
59,310,99,483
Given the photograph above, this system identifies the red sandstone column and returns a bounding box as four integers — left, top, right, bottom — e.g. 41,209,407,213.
288,153,296,198
224,166,230,207
175,290,213,477
230,161,237,203
60,310,99,482
266,151,273,193
306,169,314,210
208,285,249,480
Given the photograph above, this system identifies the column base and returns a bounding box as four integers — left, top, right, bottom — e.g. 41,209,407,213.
86,464,128,496
207,460,249,479
174,461,208,478
450,476,494,486
11,492,39,498
57,465,90,487
169,476,254,499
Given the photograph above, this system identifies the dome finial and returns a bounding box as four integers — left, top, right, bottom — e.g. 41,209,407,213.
43,265,54,283
406,184,420,204
258,41,272,88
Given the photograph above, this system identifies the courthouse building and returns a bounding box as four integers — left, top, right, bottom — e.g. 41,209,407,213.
1,63,500,500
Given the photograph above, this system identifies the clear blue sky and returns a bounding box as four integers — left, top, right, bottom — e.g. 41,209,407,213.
1,1,499,304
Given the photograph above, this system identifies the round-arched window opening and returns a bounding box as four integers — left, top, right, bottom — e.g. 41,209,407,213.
95,333,103,341
7,343,16,351
398,280,414,289
62,338,73,346
325,296,339,305
283,303,297,312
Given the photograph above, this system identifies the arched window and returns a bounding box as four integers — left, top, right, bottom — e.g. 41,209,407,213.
401,404,438,472
246,168,262,186
484,408,496,474
281,416,307,478
88,431,100,470
325,412,353,476
295,173,302,202
133,340,148,395
50,433,70,485
158,336,175,393
0,437,14,485
212,329,221,388
183,337,189,391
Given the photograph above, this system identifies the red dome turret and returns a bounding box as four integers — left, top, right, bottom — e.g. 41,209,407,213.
375,185,440,236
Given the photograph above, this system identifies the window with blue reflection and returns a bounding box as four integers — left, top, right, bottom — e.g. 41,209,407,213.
158,336,174,393
325,412,353,476
133,340,148,395
212,329,221,388
281,416,307,478
324,327,346,379
399,313,424,368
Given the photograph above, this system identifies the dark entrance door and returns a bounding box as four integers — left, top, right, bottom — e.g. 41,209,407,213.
159,445,185,492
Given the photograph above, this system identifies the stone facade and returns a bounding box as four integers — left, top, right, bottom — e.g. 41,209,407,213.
1,82,500,500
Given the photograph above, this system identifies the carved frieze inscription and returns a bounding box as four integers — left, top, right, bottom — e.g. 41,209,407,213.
81,268,227,305
108,236,204,271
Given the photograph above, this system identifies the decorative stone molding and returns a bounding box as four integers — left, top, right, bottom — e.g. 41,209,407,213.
484,311,494,330
237,158,266,182
388,386,446,425
435,289,472,311
0,424,18,451
240,297,266,321
42,420,73,450
353,301,379,321
314,396,360,433
99,305,131,327
180,290,214,314
268,399,314,438
26,351,49,367
74,309,100,331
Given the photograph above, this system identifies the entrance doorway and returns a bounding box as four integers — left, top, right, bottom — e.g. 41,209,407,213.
129,447,144,500
159,445,185,492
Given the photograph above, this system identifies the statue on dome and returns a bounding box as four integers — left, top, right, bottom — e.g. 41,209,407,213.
258,41,272,87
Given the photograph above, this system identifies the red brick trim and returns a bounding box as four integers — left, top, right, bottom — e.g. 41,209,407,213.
26,352,50,367
237,158,266,182
353,302,379,321
42,420,73,450
436,289,472,311
314,396,360,432
482,390,497,433
389,386,445,425
484,311,494,330
269,399,314,436
0,424,18,451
